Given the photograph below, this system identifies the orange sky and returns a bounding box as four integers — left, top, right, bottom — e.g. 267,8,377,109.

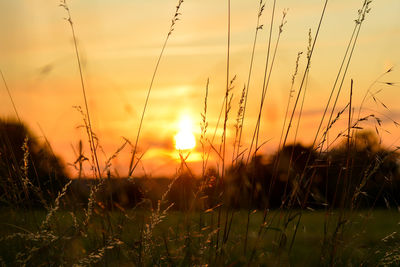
1,0,400,177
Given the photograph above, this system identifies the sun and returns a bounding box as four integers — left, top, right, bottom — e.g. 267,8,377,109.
174,115,196,150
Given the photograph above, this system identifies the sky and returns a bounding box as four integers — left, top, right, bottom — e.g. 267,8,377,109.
1,0,400,178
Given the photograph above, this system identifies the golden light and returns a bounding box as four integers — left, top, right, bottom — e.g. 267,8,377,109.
174,115,196,150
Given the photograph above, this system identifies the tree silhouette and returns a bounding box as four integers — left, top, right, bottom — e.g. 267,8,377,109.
325,131,400,208
0,118,68,207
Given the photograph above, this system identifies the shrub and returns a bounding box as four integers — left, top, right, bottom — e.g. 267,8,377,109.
0,118,68,207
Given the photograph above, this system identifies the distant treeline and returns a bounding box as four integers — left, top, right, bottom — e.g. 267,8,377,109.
67,130,400,210
65,137,400,210
1,119,399,210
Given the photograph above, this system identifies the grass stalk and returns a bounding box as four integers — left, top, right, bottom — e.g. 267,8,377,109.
60,0,101,179
234,0,265,164
215,0,232,258
128,0,184,177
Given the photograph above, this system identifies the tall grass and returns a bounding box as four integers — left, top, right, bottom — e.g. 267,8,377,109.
128,0,185,178
60,0,101,180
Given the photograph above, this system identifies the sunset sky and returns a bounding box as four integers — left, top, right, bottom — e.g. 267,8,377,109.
1,0,399,177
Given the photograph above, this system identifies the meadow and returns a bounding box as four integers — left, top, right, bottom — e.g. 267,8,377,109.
1,0,400,266
1,209,399,266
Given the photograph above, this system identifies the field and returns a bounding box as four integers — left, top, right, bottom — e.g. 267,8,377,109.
1,209,399,266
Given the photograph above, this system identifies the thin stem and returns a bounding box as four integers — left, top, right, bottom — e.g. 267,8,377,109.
128,35,169,177
235,0,265,163
245,0,278,255
216,0,231,257
1,70,21,122
246,0,278,165
128,0,184,177
61,1,101,179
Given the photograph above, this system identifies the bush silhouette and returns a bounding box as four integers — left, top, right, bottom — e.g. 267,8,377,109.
0,118,68,207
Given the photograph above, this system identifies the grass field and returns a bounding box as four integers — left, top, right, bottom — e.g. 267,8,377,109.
1,208,399,266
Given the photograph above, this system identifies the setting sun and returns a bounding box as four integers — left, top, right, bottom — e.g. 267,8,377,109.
174,115,196,150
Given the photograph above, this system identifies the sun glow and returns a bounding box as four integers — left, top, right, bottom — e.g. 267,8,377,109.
174,115,196,150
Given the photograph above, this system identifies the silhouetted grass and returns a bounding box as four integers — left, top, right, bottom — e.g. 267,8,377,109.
0,209,399,265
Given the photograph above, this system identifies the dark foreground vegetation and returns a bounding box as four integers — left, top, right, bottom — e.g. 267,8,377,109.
1,209,399,266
